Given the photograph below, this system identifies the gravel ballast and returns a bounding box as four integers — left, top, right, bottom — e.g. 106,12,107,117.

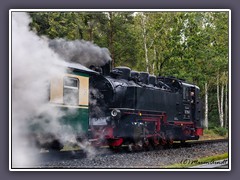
36,141,228,169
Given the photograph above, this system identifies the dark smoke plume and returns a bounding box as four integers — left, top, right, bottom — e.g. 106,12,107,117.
49,39,112,68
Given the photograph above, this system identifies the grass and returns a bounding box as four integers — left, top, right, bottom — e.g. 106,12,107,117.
199,129,228,141
162,153,228,168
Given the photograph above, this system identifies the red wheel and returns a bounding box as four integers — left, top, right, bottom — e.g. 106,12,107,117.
167,133,174,148
160,132,167,146
153,136,159,146
143,138,154,151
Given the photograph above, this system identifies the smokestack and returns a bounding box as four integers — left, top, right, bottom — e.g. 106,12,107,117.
101,61,112,75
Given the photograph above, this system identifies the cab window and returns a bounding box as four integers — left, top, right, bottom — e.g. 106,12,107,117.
63,77,79,105
183,86,190,100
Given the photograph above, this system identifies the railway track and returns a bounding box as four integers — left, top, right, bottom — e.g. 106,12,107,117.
186,138,228,144
173,138,228,147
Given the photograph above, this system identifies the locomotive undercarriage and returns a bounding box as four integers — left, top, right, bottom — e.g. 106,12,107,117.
90,109,200,150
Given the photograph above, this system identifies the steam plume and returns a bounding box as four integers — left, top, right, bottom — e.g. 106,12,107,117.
12,12,68,168
11,12,108,168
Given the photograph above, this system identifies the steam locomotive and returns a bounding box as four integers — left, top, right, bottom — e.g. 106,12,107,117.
34,62,203,151
89,63,203,149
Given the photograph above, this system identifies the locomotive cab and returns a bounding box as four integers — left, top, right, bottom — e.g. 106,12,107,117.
180,82,203,139
158,77,203,140
181,83,203,127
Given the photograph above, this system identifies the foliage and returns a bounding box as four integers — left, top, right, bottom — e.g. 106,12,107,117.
201,128,228,140
28,11,229,129
212,127,228,136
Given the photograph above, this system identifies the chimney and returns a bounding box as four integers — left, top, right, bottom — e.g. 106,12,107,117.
100,60,112,75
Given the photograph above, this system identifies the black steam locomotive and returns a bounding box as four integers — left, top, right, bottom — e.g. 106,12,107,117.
88,64,203,149
35,62,203,151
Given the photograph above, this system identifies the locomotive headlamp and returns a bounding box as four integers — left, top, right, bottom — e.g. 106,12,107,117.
111,109,121,117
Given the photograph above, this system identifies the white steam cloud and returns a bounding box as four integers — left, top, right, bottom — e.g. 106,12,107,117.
12,12,68,168
11,12,107,168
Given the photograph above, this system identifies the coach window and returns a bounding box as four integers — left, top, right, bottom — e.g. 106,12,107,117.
63,77,79,105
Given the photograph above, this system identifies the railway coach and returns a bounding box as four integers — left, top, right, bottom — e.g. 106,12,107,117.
30,62,98,150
